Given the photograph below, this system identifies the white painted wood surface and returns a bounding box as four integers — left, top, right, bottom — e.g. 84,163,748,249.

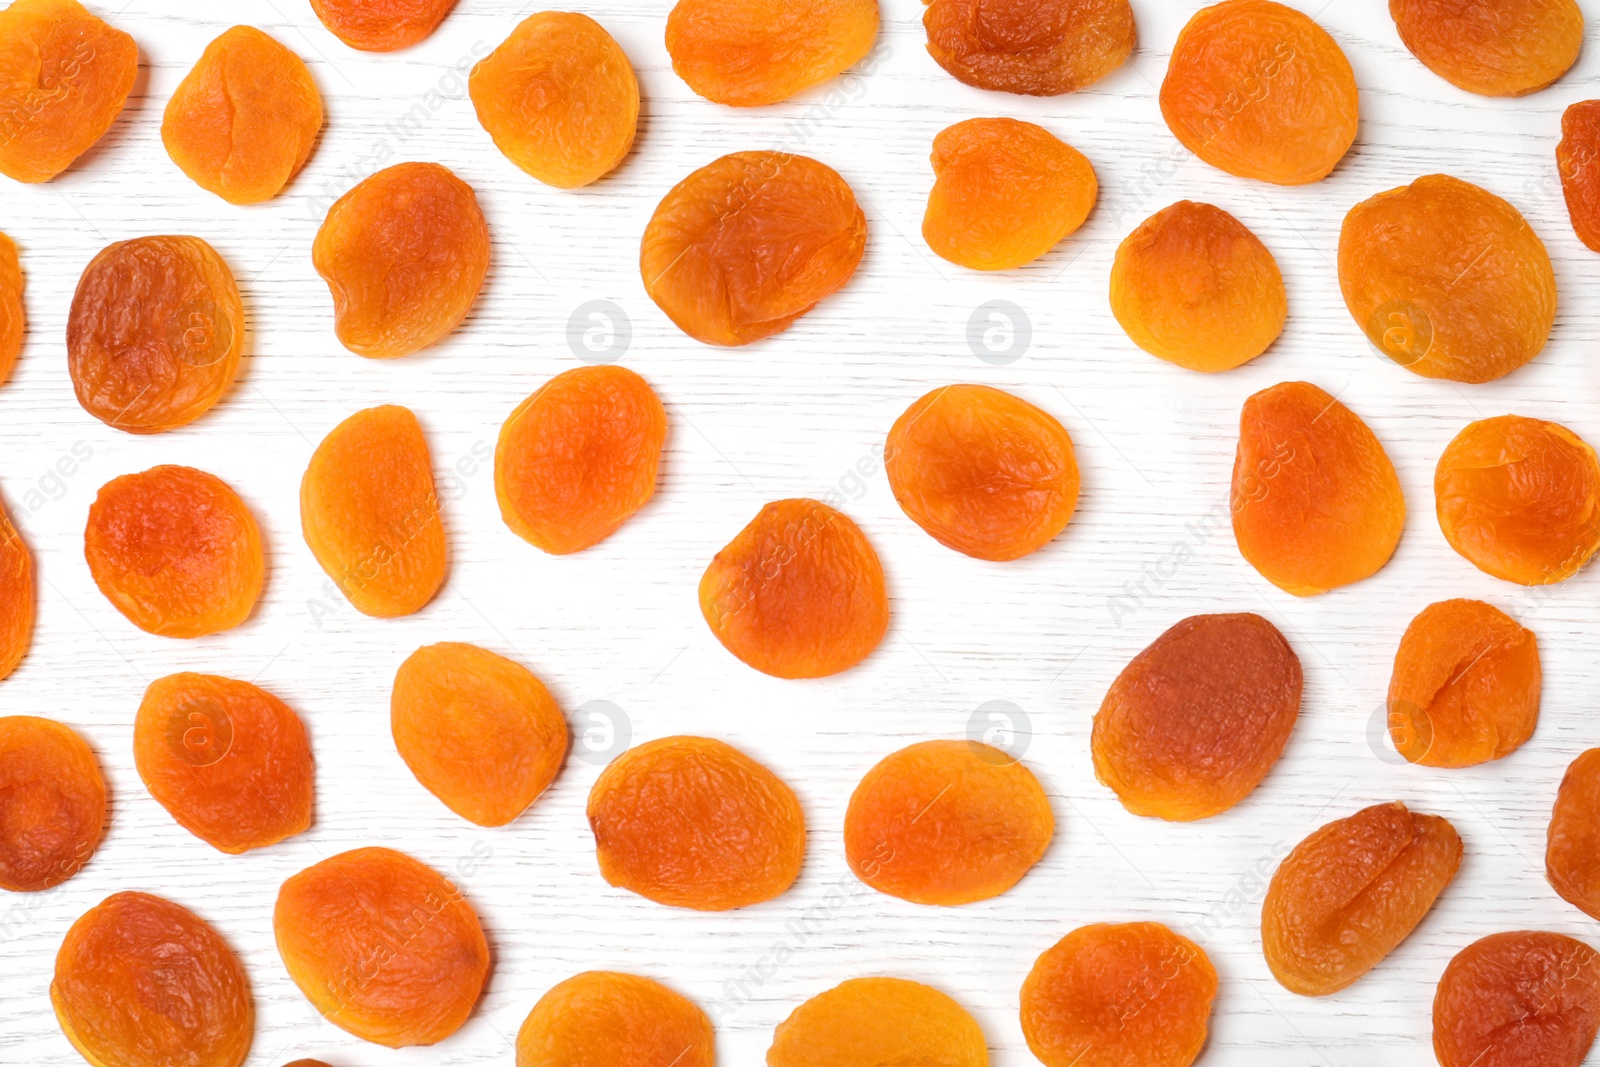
3,0,1600,1063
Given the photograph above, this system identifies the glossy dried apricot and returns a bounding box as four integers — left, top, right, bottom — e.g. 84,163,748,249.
1232,381,1405,595
1433,931,1600,1067
313,162,489,358
1020,922,1216,1067
1263,802,1461,996
1547,748,1600,920
1110,201,1285,372
516,971,714,1067
1392,0,1582,97
769,976,987,1067
0,716,104,891
923,0,1133,96
1560,101,1600,252
134,673,313,854
53,891,253,1067
300,405,447,618
0,231,21,384
274,846,489,1047
0,498,35,680
68,235,244,433
1340,175,1556,383
669,0,878,107
1387,599,1540,767
699,498,887,678
588,735,805,910
641,151,865,346
495,365,666,554
922,118,1096,271
311,0,456,51
1161,1,1356,185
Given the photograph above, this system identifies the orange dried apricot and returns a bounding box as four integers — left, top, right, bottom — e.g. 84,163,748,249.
1547,748,1600,920
1433,931,1600,1067
769,976,987,1067
0,716,104,891
516,971,715,1067
668,0,878,106
0,0,137,183
0,497,35,680
923,0,1134,96
641,151,866,346
1560,101,1600,252
495,365,667,555
1387,599,1540,767
68,235,244,433
1339,175,1556,383
284,1062,332,1067
313,162,489,358
1161,1,1356,185
134,673,313,854
699,498,887,678
1263,802,1462,996
1391,0,1582,97
310,0,456,52
1020,922,1216,1067
274,846,489,1047
53,891,253,1067
588,735,805,910
300,404,447,618
1110,201,1285,372
1232,381,1405,595
0,231,21,384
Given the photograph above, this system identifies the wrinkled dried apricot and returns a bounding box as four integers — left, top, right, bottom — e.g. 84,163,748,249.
0,232,21,384
1392,0,1582,97
588,735,804,910
300,405,447,618
1340,175,1556,383
313,162,489,358
53,891,253,1067
1110,201,1285,372
1547,749,1600,920
923,0,1133,96
0,0,137,183
1020,922,1216,1067
669,0,878,106
769,976,987,1067
0,716,104,891
1434,931,1600,1067
517,971,714,1067
311,0,456,51
495,365,666,555
1387,599,1540,767
1263,802,1462,996
641,151,866,346
700,498,887,678
275,846,488,1047
1161,1,1356,185
1560,101,1600,252
68,235,244,433
1232,381,1405,595
0,499,34,680
134,673,313,854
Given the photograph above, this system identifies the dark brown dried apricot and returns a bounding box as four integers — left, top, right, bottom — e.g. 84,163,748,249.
699,498,887,678
1093,612,1301,821
1263,802,1462,996
516,971,714,1067
1020,922,1216,1067
1232,381,1405,595
0,231,21,384
0,498,35,681
669,0,878,107
313,162,489,358
1392,0,1582,97
275,846,489,1047
769,976,987,1067
1547,748,1600,920
311,0,456,52
1434,931,1600,1067
923,0,1133,96
1560,101,1600,252
300,404,447,618
641,151,865,346
53,891,254,1067
68,235,244,433
0,716,104,891
588,735,805,910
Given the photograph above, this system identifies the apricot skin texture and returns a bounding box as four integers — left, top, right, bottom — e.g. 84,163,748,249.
768,976,988,1067
1433,931,1600,1067
922,0,1134,97
0,499,35,681
516,971,715,1067
1547,749,1600,921
0,231,22,384
310,0,457,52
1391,0,1582,98
0,716,104,892
1560,102,1600,252
668,0,879,107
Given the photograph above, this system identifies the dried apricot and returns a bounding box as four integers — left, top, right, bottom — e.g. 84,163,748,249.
669,0,878,106
68,235,244,433
769,976,987,1067
1387,599,1540,767
53,891,253,1067
495,365,666,555
0,231,22,384
1339,175,1556,383
1560,101,1600,252
1433,931,1600,1067
300,405,447,618
1392,0,1582,97
641,151,865,346
1547,748,1600,920
1232,381,1405,595
1020,922,1216,1067
310,0,456,52
516,971,714,1067
0,498,35,680
274,846,489,1047
923,0,1134,96
0,716,104,891
588,735,804,910
699,498,887,678
1263,802,1462,996
134,673,313,854
0,0,137,183
313,162,489,358
283,1062,332,1067
1110,201,1285,372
